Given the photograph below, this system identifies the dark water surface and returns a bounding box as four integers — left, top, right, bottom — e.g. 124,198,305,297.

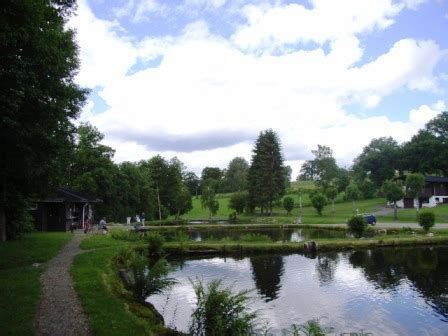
148,246,448,335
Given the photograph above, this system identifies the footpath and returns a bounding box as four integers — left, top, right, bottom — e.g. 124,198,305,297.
35,232,91,336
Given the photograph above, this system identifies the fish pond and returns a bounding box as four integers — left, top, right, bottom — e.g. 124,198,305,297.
148,245,448,335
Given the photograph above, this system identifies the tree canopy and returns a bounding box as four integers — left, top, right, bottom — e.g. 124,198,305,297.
1,0,87,240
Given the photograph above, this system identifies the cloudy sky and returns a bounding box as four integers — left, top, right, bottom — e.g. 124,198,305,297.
70,0,448,178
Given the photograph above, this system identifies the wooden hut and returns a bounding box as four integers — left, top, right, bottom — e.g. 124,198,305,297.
34,188,102,232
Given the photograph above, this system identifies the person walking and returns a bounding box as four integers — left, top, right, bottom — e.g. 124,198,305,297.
99,217,108,233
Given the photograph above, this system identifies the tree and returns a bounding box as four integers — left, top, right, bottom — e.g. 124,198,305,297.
201,180,219,218
401,112,448,175
247,130,285,215
345,182,362,213
325,186,338,214
301,145,339,189
405,173,425,212
352,137,400,187
229,192,248,214
1,0,88,240
283,196,294,215
347,215,368,238
222,157,249,192
382,179,404,220
283,166,292,190
358,178,377,199
184,171,200,197
311,193,327,216
418,210,435,233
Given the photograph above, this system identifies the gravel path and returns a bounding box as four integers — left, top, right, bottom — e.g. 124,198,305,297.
35,232,92,336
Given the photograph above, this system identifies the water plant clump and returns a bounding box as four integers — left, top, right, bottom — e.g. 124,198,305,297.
189,279,257,336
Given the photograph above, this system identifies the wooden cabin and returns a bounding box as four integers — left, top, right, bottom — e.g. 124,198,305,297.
34,188,102,232
397,176,448,209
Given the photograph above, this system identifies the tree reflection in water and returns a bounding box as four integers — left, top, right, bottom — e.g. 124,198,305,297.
348,246,448,320
250,255,285,301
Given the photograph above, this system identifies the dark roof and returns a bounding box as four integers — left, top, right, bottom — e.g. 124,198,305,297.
38,188,102,204
426,176,448,183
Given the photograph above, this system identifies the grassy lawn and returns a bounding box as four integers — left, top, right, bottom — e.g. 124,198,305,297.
0,232,71,336
72,235,169,336
377,204,448,224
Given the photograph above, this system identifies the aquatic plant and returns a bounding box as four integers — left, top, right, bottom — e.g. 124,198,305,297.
189,279,257,336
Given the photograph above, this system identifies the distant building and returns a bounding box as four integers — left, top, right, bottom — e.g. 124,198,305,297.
396,176,448,209
33,188,102,231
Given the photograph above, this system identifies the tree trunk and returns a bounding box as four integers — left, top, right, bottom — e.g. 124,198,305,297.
0,208,6,242
1,177,7,241
332,199,335,214
352,200,355,213
393,201,398,220
157,186,161,221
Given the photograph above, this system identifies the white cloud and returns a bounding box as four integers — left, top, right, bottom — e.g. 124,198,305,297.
409,100,446,126
71,0,446,177
232,0,402,51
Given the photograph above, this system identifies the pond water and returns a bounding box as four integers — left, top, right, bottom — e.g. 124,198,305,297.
164,227,349,242
148,246,448,335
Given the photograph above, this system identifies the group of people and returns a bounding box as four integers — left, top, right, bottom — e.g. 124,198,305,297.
73,217,108,234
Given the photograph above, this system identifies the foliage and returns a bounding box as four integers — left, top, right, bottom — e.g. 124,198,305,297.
357,178,377,199
222,157,249,192
0,0,87,240
401,112,448,175
247,129,286,215
405,173,425,202
281,319,333,336
111,230,142,242
240,233,272,242
125,251,175,302
382,179,404,220
228,211,238,223
145,232,165,257
283,196,295,215
418,211,435,233
299,145,339,190
324,186,338,214
201,180,220,217
189,279,257,336
311,193,327,216
345,182,362,213
347,216,368,237
184,171,200,197
229,192,248,214
352,137,401,187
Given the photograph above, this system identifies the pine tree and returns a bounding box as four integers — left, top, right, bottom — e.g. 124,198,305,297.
247,130,285,215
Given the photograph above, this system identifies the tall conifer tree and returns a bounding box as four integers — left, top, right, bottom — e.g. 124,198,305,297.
247,129,285,215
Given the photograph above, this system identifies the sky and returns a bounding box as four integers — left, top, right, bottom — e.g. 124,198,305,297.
69,0,448,178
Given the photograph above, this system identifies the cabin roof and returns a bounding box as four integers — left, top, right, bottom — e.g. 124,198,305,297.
425,176,448,183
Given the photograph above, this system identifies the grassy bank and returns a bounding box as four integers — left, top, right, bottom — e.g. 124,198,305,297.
0,232,71,335
71,235,176,336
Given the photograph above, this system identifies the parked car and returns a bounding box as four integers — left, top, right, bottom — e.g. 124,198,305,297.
362,214,377,225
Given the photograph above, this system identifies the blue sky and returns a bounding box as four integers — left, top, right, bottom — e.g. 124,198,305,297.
71,0,448,176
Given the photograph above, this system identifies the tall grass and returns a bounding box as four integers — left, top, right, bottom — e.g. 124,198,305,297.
189,279,257,336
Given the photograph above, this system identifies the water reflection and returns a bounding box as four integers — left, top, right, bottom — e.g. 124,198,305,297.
250,255,284,301
148,246,448,335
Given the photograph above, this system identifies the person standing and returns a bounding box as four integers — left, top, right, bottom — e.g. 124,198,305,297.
141,212,145,225
99,217,108,233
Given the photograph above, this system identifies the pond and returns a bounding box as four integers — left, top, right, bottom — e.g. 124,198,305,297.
164,227,349,242
148,246,448,335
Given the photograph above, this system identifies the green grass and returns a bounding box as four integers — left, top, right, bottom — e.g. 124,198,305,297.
72,234,170,336
377,204,448,224
0,232,72,269
0,232,71,336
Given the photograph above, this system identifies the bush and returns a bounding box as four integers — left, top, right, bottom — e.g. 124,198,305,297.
311,193,327,216
229,192,248,214
111,230,142,242
418,210,435,233
228,211,238,223
283,196,294,215
189,279,257,336
125,251,175,302
347,216,368,237
144,232,165,257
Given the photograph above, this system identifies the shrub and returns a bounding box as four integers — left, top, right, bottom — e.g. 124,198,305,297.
125,251,175,302
311,193,327,216
144,232,165,257
229,192,248,214
283,196,294,215
111,230,142,242
228,211,238,223
189,279,257,336
418,210,435,233
282,319,333,335
347,216,368,237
